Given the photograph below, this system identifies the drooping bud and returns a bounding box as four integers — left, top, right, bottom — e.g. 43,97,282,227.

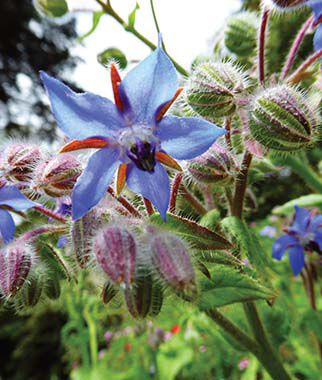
0,244,34,297
187,144,237,185
71,209,104,268
34,154,82,197
150,232,196,294
33,0,69,18
249,85,319,152
124,268,163,319
102,282,118,305
270,0,307,10
186,61,248,119
224,12,259,57
21,276,43,307
93,225,137,285
0,143,42,183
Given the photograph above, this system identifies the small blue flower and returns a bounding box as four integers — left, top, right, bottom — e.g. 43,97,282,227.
272,206,322,275
0,183,36,244
260,225,277,238
40,41,225,220
308,0,322,51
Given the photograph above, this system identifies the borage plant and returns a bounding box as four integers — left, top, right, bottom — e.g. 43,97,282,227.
1,0,322,378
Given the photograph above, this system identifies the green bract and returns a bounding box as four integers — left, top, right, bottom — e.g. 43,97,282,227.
186,61,248,119
249,85,320,152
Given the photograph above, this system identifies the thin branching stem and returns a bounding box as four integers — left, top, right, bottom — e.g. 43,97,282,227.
258,7,270,86
287,48,322,84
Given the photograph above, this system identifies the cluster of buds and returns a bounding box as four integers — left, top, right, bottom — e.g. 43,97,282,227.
186,61,249,120
249,85,320,152
0,243,35,298
187,143,237,185
92,222,196,318
32,154,82,197
0,143,42,183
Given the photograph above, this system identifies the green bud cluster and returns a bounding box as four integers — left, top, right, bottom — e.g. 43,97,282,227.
249,85,320,152
224,12,259,57
186,61,249,120
33,0,69,18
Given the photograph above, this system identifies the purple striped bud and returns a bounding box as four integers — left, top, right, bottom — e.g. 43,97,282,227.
188,144,237,185
34,154,82,197
93,226,137,285
0,143,41,183
150,232,195,293
0,244,34,297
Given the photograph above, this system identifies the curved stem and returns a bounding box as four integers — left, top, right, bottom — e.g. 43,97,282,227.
34,205,67,223
18,225,66,242
287,48,322,84
169,173,183,213
107,187,142,218
258,7,270,86
143,197,154,216
95,0,188,76
281,16,314,80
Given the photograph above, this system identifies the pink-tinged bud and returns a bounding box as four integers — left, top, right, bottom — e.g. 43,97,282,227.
0,244,34,297
0,143,41,183
150,232,195,293
188,144,237,185
34,154,82,197
93,226,136,285
71,209,104,268
270,0,307,9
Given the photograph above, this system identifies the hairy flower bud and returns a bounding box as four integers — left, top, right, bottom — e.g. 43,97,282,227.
0,244,34,297
71,208,105,268
0,143,41,183
94,226,136,285
188,144,237,185
124,269,164,319
150,232,195,294
21,276,43,307
224,12,259,57
33,0,69,18
249,85,319,152
270,0,307,9
186,61,248,119
34,154,82,197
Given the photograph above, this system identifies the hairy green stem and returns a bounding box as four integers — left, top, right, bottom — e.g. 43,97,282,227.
95,0,188,76
83,305,98,367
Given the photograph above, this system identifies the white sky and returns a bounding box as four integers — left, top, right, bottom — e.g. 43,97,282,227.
67,0,241,97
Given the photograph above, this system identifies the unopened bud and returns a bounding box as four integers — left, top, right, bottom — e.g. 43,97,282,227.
124,268,164,319
0,244,34,297
33,0,69,18
150,232,196,294
270,0,307,10
224,12,259,57
188,144,237,185
94,226,136,285
102,282,118,304
0,143,41,183
34,154,82,197
249,85,319,152
21,276,43,307
186,61,248,119
71,209,104,268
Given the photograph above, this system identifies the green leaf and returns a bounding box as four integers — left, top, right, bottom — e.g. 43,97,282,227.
273,194,322,215
97,48,128,69
199,209,221,229
79,11,104,42
221,216,272,285
301,309,322,340
150,213,232,251
198,266,276,310
126,2,140,31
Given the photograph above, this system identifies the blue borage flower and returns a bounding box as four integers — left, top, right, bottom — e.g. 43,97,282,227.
272,206,322,275
40,41,226,220
0,182,36,243
308,0,322,50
